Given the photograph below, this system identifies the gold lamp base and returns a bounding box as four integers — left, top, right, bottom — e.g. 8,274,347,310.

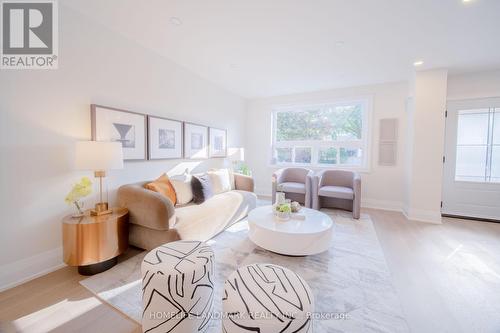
90,202,112,216
90,170,112,216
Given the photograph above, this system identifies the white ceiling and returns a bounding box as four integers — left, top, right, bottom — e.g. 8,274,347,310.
65,0,500,99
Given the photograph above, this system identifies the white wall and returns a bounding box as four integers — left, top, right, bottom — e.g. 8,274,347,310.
0,5,246,290
404,69,448,223
245,81,408,210
447,70,500,101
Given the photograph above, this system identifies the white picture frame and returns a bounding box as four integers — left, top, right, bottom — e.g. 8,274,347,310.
209,127,227,157
91,104,147,160
148,116,183,160
184,122,208,159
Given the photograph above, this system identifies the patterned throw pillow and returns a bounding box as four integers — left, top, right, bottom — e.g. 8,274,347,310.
191,174,213,204
144,174,177,205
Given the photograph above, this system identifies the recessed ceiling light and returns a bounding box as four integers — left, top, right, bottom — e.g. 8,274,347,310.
170,17,182,26
463,0,474,3
413,60,424,66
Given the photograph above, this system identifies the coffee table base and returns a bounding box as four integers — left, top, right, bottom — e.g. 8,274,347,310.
248,225,333,256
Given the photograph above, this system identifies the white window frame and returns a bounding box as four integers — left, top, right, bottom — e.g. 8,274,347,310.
270,97,372,172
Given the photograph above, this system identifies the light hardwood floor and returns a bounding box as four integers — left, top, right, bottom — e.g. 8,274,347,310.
1,209,499,333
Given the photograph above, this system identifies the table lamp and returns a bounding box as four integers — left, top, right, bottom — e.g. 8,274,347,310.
75,141,124,216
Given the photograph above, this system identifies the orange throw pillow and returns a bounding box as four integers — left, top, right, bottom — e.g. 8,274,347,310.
144,174,177,205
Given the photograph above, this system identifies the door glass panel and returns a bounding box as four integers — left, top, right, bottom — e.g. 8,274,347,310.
455,146,487,182
455,109,489,182
491,146,500,183
493,109,500,144
456,109,489,145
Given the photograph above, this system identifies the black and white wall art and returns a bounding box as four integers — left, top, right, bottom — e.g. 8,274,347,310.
184,122,209,159
147,116,183,160
141,241,215,333
91,104,147,160
209,127,227,157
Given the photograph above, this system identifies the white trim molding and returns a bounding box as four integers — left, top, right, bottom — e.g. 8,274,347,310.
402,206,442,224
0,247,65,292
361,198,404,212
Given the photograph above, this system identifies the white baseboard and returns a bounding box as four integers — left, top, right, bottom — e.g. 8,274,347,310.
0,247,65,292
257,194,404,214
361,198,403,212
256,193,272,200
402,207,442,224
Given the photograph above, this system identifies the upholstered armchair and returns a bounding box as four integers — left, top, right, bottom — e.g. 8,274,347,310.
312,170,361,219
272,168,314,208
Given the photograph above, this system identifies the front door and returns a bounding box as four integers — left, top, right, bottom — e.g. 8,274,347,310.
442,98,500,221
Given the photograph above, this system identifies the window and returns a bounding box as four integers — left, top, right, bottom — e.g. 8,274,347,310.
271,100,371,169
455,108,500,183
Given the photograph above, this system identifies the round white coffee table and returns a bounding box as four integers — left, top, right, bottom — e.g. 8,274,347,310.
248,205,333,256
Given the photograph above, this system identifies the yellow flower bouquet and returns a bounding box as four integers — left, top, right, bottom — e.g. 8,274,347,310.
65,177,93,217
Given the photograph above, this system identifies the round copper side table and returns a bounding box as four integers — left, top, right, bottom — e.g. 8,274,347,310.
62,207,129,275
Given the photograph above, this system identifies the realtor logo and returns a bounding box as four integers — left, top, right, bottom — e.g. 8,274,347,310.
1,0,58,69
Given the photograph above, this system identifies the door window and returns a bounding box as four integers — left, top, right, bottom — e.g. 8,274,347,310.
455,108,499,183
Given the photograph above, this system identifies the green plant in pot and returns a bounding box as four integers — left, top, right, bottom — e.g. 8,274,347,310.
275,202,292,220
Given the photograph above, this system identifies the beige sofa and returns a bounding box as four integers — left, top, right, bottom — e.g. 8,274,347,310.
117,173,256,250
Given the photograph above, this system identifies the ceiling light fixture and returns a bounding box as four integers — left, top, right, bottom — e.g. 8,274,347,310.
170,17,182,26
413,60,424,66
335,41,345,47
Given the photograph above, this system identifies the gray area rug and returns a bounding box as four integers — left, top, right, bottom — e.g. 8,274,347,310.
80,209,409,332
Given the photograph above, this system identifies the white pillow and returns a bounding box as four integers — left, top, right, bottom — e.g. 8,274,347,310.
228,168,236,190
210,168,235,190
208,169,231,194
170,172,193,205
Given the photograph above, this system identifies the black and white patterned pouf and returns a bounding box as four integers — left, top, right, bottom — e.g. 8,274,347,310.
141,241,215,333
222,263,314,332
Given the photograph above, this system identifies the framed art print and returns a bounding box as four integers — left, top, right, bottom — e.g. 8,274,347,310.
91,104,147,160
209,127,227,157
184,122,208,159
147,116,183,160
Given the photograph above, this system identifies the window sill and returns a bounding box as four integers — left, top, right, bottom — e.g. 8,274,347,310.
267,163,371,174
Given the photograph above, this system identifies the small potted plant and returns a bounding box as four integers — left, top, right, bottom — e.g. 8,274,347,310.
65,177,93,217
274,202,292,221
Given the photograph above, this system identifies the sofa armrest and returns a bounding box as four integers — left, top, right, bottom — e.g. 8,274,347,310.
234,173,255,192
117,183,176,231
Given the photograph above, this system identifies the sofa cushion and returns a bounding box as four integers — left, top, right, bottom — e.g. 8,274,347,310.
319,186,354,200
174,190,257,241
278,182,306,194
208,169,232,194
191,174,213,204
144,174,177,205
170,172,193,205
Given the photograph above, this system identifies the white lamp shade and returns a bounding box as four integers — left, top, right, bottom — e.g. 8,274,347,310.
75,141,124,171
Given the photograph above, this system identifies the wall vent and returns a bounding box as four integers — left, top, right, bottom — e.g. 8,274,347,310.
378,118,398,166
